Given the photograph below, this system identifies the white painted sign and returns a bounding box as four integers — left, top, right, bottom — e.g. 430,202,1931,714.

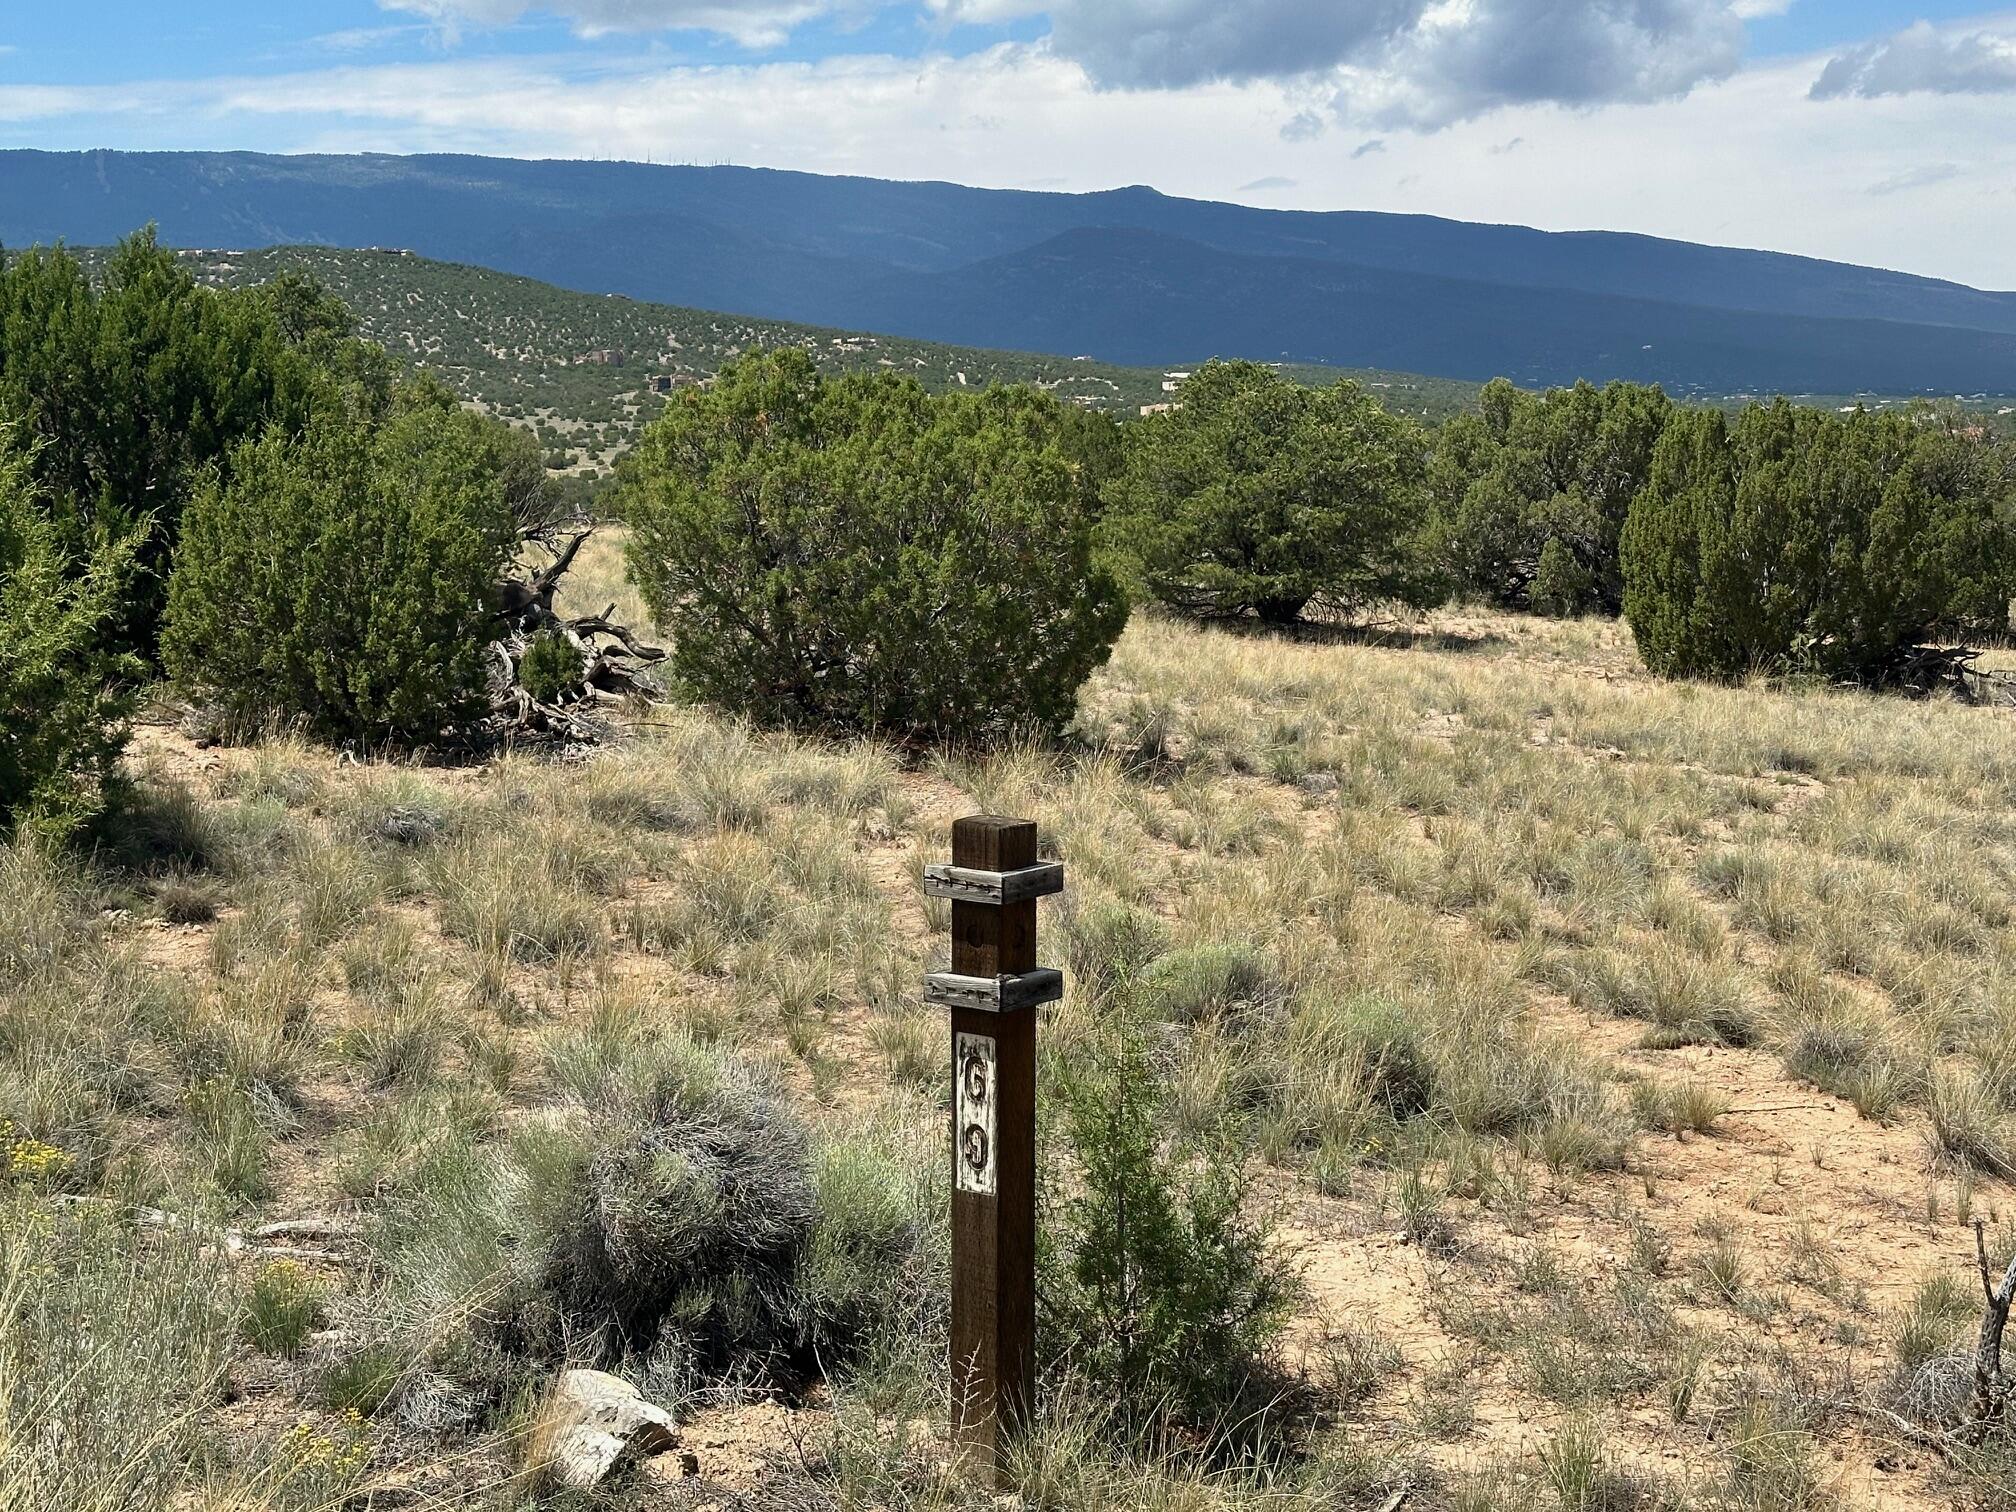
955,1031,997,1196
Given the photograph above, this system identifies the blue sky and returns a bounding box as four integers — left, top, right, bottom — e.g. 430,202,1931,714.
0,1,1999,77
2,4,2014,287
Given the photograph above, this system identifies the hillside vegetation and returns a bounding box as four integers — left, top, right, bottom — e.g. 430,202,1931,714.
163,245,1480,475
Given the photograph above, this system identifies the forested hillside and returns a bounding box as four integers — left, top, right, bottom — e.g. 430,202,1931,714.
153,245,1478,474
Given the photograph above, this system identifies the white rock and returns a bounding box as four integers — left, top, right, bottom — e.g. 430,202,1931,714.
537,1368,680,1490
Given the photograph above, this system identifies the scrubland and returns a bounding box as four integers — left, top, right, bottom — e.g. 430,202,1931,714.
9,596,2016,1510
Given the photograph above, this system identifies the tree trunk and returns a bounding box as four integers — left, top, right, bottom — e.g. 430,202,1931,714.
1252,595,1309,627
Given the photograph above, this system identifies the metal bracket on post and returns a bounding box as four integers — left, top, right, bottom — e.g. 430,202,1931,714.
924,862,1066,905
930,815,1063,1487
924,969,1064,1014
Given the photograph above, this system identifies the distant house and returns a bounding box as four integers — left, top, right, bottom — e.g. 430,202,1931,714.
1140,402,1180,416
578,349,625,366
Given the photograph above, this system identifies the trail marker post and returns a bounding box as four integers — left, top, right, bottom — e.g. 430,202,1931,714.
924,815,1063,1482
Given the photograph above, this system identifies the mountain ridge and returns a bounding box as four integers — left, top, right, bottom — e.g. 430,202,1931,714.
827,225,2016,394
5,149,2013,393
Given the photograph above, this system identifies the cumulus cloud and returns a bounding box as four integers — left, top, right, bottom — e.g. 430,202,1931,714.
1340,0,1746,129
1811,20,2016,101
932,0,1752,130
1238,175,1297,190
1039,0,1423,90
380,0,863,47
429,2,1780,129
1351,138,1386,159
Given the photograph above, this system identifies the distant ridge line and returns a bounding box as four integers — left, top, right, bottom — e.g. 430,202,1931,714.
5,149,2013,394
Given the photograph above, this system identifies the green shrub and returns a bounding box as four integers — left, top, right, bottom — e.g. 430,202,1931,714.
1140,943,1287,1028
1621,402,2014,681
531,1031,819,1372
1530,536,1595,617
517,629,581,704
622,351,1126,742
162,384,522,747
795,1122,946,1367
1426,377,1671,613
0,232,395,659
0,431,142,841
1102,360,1443,625
317,1342,404,1418
1042,1010,1300,1441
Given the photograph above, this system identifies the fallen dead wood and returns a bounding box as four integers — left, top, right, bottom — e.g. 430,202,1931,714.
1860,645,2016,707
492,524,668,743
50,1195,364,1268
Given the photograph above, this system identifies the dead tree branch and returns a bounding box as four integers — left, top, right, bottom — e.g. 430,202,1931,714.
1833,1218,2016,1459
1975,1217,2016,1428
490,523,666,743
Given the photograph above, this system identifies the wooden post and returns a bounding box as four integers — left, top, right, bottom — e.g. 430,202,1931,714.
923,815,1063,1484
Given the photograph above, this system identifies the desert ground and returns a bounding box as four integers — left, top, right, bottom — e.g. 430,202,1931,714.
11,543,2016,1510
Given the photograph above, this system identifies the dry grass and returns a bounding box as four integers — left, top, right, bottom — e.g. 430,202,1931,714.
7,604,2016,1507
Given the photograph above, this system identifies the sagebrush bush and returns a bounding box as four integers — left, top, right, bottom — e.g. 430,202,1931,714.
622,350,1126,742
532,1027,821,1372
0,430,141,842
365,1023,942,1413
162,383,523,747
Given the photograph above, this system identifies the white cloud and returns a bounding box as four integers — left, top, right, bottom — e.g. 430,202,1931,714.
1278,109,1325,142
311,24,432,53
1811,18,2016,100
1867,162,1963,197
1333,0,1745,129
369,4,2005,135
0,39,2010,289
1040,0,1421,89
381,0,868,48
926,0,1754,128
